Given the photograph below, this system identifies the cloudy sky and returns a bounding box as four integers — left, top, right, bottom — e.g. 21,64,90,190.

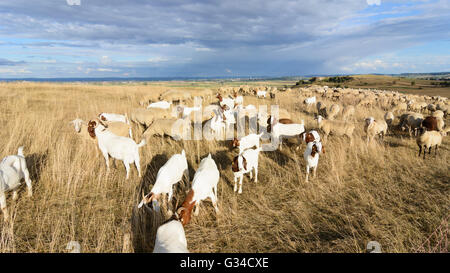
0,0,449,78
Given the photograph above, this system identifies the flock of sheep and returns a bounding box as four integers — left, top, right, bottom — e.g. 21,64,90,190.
1,83,448,253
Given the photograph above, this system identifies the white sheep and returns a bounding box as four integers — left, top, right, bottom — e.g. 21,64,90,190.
255,90,267,98
0,147,32,222
139,150,189,211
128,108,172,129
364,117,388,143
89,120,146,179
303,96,316,106
327,104,340,120
231,133,263,154
147,100,172,110
176,153,220,225
303,142,320,182
153,220,189,253
416,129,443,159
315,115,355,142
342,105,355,121
231,147,262,194
142,117,191,140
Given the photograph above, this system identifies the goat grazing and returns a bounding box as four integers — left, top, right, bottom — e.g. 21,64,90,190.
231,133,264,154
176,154,220,225
153,219,189,253
270,118,305,150
0,147,32,222
88,119,146,179
139,150,189,211
303,142,320,182
231,148,262,194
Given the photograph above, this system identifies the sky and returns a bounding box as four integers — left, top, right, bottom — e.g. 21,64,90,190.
0,0,449,78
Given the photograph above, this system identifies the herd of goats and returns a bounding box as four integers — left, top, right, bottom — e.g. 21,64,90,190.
0,84,448,253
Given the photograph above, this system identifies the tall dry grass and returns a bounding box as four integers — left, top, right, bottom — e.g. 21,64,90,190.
0,82,448,253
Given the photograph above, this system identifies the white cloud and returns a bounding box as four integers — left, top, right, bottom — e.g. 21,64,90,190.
148,57,169,63
66,0,81,6
367,0,381,6
100,55,111,65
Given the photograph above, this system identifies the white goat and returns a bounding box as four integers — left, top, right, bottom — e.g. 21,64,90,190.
147,100,172,110
256,90,267,98
176,153,220,225
90,120,146,179
232,133,263,154
271,118,305,150
0,147,32,222
153,220,189,253
304,96,316,106
303,142,320,182
98,112,129,124
139,150,189,211
231,147,262,194
176,105,201,119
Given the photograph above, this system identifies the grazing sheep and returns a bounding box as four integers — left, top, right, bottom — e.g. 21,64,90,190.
303,142,321,182
303,96,316,106
327,104,340,120
176,154,220,225
139,150,189,211
416,128,443,159
159,90,191,103
315,115,355,142
400,113,424,137
342,105,355,121
70,118,92,141
231,148,262,194
88,120,146,179
98,113,129,124
73,118,132,140
142,117,191,140
231,133,263,154
255,90,267,98
384,111,395,130
175,105,201,119
128,108,172,129
0,147,32,222
391,102,407,113
147,100,172,110
364,117,388,143
153,219,189,253
431,110,444,119
316,101,327,117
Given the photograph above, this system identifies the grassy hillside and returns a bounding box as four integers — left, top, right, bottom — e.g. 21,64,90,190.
0,81,448,253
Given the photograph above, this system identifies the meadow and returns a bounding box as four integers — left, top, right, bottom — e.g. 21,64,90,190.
0,79,448,253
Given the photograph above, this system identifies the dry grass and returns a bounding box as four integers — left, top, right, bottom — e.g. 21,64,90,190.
0,81,448,253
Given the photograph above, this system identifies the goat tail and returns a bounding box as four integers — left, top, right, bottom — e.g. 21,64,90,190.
137,139,146,148
17,146,25,157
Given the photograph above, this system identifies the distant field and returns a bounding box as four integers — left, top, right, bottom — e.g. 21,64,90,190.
0,80,448,253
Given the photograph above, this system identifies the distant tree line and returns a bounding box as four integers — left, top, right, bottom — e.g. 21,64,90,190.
431,81,450,87
325,76,353,83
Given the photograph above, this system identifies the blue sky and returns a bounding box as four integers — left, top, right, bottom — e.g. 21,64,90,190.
0,0,449,78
